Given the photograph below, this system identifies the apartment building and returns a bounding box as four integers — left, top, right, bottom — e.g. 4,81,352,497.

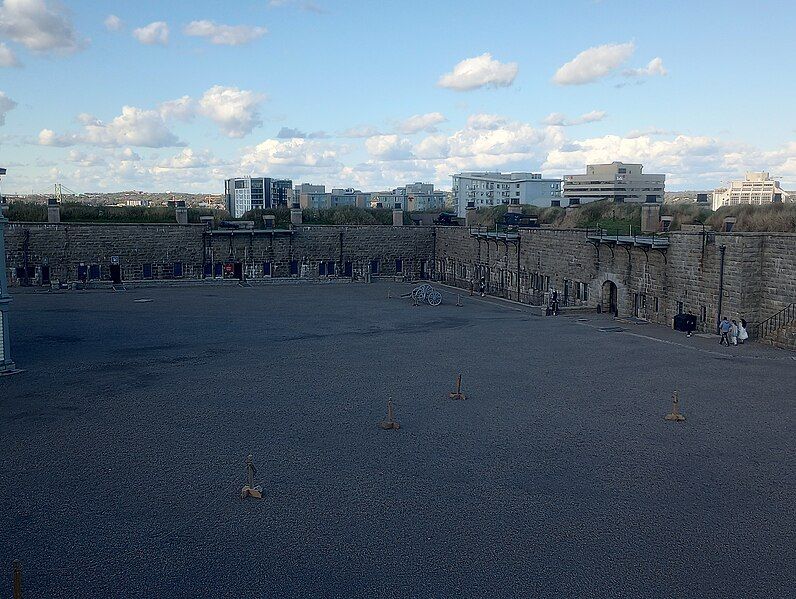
224,177,294,218
712,172,787,211
372,183,446,212
562,162,665,205
451,172,562,216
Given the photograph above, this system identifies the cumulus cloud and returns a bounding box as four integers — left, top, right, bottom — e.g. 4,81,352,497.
553,42,635,85
397,112,446,134
159,96,195,122
0,0,85,53
104,14,123,31
365,135,414,161
67,149,106,167
184,20,267,45
39,106,184,148
0,91,17,126
623,57,667,79
467,114,508,131
197,85,266,138
154,148,226,170
240,138,341,171
133,21,169,46
276,126,328,139
437,53,518,91
0,41,20,66
543,110,607,127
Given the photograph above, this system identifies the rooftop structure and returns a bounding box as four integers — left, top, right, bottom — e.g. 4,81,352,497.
563,162,665,206
451,171,562,216
712,172,788,211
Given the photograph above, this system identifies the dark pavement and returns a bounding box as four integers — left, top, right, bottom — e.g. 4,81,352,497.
1,282,794,598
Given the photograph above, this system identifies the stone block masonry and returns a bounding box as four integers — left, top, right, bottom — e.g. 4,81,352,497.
3,221,795,341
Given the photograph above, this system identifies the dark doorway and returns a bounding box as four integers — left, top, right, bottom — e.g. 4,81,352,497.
344,261,352,277
110,264,122,284
77,264,87,281
602,280,618,316
41,265,50,286
419,260,426,279
233,262,243,280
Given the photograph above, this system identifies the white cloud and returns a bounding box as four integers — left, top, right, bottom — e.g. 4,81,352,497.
437,53,518,91
38,128,74,146
0,91,17,124
467,114,508,131
197,85,266,138
154,148,225,170
104,14,123,31
0,41,20,66
159,96,195,121
133,21,169,46
397,112,446,134
623,57,667,79
184,20,267,46
0,0,85,53
67,149,106,167
277,126,327,139
553,42,635,85
240,138,340,172
365,135,414,160
543,110,607,126
39,106,183,148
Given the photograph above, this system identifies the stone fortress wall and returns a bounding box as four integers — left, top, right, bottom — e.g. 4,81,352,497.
3,221,795,338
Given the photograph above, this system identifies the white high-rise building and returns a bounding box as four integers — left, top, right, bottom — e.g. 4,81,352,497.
562,162,665,205
711,172,787,211
224,177,294,218
451,172,562,216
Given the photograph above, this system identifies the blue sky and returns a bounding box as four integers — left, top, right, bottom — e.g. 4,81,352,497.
1,0,794,194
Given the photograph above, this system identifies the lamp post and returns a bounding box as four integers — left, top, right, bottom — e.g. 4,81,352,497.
0,167,19,375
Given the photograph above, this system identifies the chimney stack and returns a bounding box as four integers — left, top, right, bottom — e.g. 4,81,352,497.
175,200,188,225
290,202,302,226
392,202,404,227
47,198,61,223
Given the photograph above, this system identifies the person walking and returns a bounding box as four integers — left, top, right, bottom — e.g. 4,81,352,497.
719,316,732,346
479,276,486,297
738,319,749,344
731,319,739,346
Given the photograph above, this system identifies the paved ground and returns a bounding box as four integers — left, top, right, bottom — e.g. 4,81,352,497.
1,282,794,598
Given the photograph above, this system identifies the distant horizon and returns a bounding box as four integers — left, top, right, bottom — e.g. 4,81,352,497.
1,0,794,195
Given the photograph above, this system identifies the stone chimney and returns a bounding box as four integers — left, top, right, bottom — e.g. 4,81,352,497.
47,198,61,224
392,202,404,227
507,200,522,215
723,217,737,233
641,200,661,233
465,201,477,227
175,200,188,225
290,202,302,226
263,214,276,230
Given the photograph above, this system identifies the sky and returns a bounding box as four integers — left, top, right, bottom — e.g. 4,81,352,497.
0,0,795,194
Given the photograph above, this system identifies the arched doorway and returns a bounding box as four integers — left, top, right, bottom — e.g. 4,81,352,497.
602,280,618,316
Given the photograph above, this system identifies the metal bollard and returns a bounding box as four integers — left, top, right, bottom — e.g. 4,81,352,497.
13,560,21,599
449,374,466,400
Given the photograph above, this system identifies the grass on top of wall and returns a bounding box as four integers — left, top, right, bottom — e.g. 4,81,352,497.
5,201,227,224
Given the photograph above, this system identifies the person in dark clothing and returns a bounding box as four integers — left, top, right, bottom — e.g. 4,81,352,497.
479,277,485,297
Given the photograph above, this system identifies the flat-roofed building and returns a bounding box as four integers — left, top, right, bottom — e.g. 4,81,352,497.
224,177,294,218
562,162,665,206
451,172,562,216
712,172,788,211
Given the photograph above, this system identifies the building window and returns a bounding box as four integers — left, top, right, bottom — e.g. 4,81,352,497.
327,261,335,276
700,306,707,322
290,260,298,275
319,262,326,276
395,259,403,273
344,261,353,277
654,297,659,312
214,262,223,278
142,263,153,279
173,262,183,278
263,262,271,276
371,260,380,274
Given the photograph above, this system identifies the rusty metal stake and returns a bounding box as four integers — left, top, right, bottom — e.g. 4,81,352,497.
665,390,686,422
241,454,263,499
449,374,466,400
378,399,400,430
12,560,21,599
456,294,462,307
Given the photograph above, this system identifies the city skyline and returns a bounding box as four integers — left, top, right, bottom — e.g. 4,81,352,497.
1,0,795,194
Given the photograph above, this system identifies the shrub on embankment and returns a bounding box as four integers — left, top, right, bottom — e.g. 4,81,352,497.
5,201,227,224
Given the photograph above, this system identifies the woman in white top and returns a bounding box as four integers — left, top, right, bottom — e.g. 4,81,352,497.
738,319,749,344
